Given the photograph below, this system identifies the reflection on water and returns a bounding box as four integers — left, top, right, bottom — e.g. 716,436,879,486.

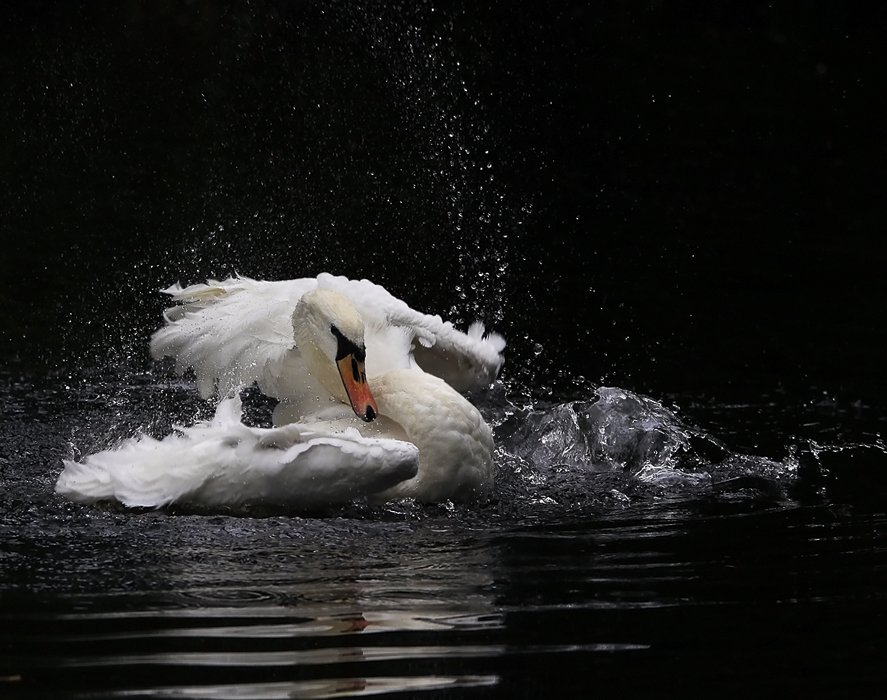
5,504,887,697
3,516,504,697
3,373,887,696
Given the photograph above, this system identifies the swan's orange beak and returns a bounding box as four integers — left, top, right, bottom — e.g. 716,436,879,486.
337,354,378,422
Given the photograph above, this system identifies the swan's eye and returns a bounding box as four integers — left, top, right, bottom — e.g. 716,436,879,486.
330,324,365,362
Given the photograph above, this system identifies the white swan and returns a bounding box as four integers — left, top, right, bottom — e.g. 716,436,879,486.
56,275,506,509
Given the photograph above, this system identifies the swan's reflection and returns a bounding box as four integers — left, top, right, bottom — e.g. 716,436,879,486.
24,514,506,698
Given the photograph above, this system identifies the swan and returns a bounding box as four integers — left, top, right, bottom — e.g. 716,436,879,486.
56,275,506,509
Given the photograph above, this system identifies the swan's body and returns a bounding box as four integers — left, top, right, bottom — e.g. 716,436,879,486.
363,369,494,502
56,274,504,509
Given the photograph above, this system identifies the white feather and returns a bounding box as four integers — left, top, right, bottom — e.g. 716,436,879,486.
150,277,316,399
56,396,418,510
149,274,505,400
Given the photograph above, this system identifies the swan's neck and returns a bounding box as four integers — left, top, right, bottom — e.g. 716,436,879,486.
371,369,494,502
291,308,348,406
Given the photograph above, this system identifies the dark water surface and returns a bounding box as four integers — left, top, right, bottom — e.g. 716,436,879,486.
3,372,887,697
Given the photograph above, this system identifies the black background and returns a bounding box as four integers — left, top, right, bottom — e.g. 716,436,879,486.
2,1,885,402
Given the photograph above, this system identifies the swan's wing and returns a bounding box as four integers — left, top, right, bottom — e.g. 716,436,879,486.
317,273,506,392
55,397,419,511
149,276,319,399
149,272,506,399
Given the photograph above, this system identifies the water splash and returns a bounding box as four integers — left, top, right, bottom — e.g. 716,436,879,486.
13,354,883,524
140,4,519,327
484,385,810,518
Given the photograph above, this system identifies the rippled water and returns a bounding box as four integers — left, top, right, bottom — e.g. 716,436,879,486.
3,370,887,697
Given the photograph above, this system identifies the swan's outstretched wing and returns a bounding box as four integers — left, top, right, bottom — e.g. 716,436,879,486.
317,273,506,392
149,276,317,400
150,273,506,400
55,397,419,511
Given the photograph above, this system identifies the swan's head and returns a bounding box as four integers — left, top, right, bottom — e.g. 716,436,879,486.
292,289,378,422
